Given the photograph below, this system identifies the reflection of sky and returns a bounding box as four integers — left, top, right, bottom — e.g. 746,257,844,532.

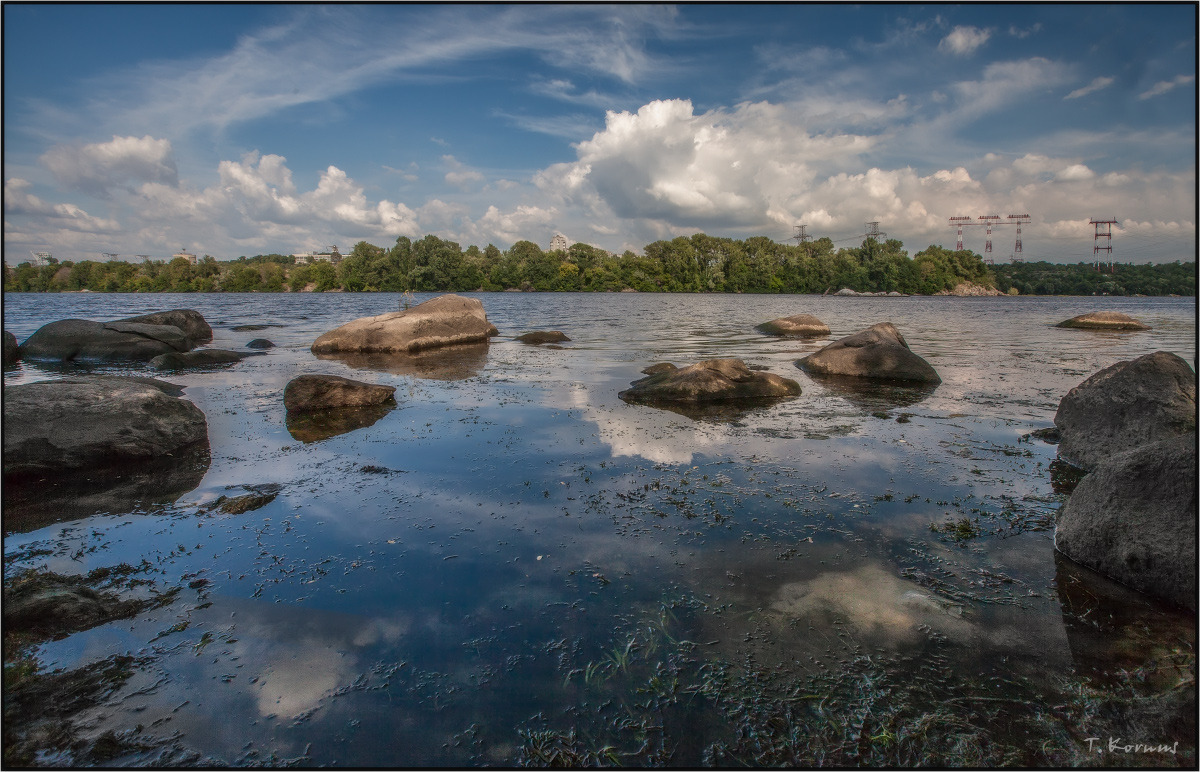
3,292,1195,765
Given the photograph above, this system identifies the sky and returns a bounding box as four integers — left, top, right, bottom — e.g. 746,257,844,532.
3,3,1196,265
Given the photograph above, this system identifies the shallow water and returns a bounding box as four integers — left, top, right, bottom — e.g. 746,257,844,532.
3,292,1196,765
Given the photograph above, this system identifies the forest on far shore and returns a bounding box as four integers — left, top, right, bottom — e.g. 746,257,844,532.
4,233,1195,296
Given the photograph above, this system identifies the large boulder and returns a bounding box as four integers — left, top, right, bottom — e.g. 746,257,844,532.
1055,435,1197,611
1054,351,1196,471
18,319,190,362
3,329,17,365
284,374,397,413
311,294,498,355
619,359,800,405
796,322,941,383
755,314,830,338
117,309,213,344
3,376,208,479
1057,311,1150,331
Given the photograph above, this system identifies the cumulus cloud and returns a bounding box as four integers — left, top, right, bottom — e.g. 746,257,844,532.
1065,76,1115,99
939,25,991,55
40,135,178,198
442,155,485,189
3,178,120,232
1138,74,1195,100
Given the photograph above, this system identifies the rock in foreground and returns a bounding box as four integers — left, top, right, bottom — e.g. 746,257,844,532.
1055,435,1197,611
284,374,397,413
619,359,800,405
3,329,17,364
796,322,941,383
311,294,498,355
3,376,208,478
118,309,214,344
1057,311,1151,331
755,314,830,338
1054,351,1196,471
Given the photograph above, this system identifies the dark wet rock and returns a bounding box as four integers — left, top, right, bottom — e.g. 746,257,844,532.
796,322,941,383
1055,434,1197,611
3,376,209,479
641,363,677,376
285,403,395,443
118,309,213,344
311,293,498,355
620,358,800,406
19,319,190,362
315,341,490,381
231,323,283,332
516,330,570,344
1054,351,1196,471
1057,311,1151,331
1027,426,1061,444
4,329,18,365
284,374,397,412
3,572,146,640
150,348,254,369
755,314,830,338
246,338,275,349
210,491,278,515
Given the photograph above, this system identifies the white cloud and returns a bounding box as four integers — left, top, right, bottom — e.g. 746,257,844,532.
939,26,991,55
1055,163,1095,182
3,178,120,232
40,135,178,197
1138,74,1195,100
441,155,485,189
1065,76,1115,100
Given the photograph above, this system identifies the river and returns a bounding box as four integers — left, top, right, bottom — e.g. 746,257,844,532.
3,292,1196,766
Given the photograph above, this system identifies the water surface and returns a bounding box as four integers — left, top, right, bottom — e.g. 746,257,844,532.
3,292,1195,766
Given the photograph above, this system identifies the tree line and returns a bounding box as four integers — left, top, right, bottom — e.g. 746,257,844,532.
4,234,1194,295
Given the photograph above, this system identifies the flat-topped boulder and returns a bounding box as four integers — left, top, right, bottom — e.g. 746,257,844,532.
17,308,213,363
619,358,800,405
150,349,255,370
516,331,570,345
1054,351,1196,471
311,294,498,355
1057,311,1150,331
3,376,208,479
796,322,941,383
1055,434,1197,610
284,374,397,413
755,314,830,338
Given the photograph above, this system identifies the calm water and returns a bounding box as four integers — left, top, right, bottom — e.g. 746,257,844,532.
3,292,1196,765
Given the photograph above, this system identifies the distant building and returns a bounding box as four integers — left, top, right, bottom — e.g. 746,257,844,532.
291,246,341,265
549,233,569,252
29,251,52,267
173,250,198,265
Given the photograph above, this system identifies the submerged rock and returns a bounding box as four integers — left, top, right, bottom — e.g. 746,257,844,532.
619,358,800,406
516,330,570,344
1057,311,1151,331
3,376,209,479
283,374,397,413
150,349,254,369
311,293,498,355
246,338,275,349
1055,434,1197,611
755,314,830,338
18,309,212,362
796,322,941,383
3,571,146,640
1054,351,1196,471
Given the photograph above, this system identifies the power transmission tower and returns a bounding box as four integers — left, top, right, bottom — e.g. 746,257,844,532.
792,224,813,257
949,216,972,251
977,215,1001,256
1007,214,1030,263
863,222,886,260
1091,217,1117,273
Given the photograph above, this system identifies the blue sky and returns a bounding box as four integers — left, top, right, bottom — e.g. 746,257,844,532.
3,3,1195,264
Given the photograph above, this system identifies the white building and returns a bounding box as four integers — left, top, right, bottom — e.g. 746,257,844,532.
549,233,569,252
292,246,341,265
173,250,198,265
